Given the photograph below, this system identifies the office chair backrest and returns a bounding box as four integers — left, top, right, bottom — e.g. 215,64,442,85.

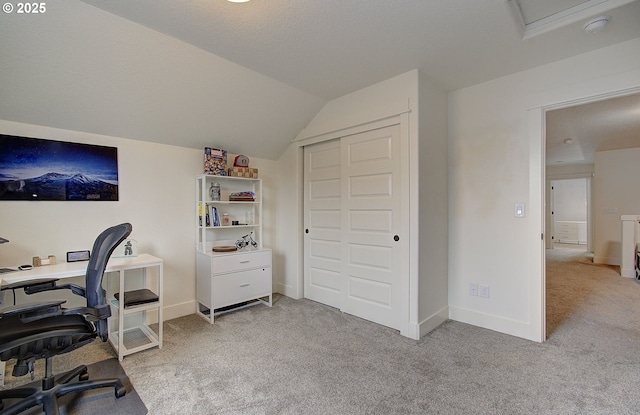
85,223,132,339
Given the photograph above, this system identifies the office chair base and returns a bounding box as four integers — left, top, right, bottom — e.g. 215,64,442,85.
0,364,126,415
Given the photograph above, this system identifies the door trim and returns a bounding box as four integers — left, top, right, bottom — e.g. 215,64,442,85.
533,86,640,342
296,112,415,338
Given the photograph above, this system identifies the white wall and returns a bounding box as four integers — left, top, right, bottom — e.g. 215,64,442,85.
593,147,640,265
417,71,449,334
0,120,276,321
448,37,640,341
273,143,303,299
553,179,587,222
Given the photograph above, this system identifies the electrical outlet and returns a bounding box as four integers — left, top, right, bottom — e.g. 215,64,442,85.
469,283,478,296
479,284,490,298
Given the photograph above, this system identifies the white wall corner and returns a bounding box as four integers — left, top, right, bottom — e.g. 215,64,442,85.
274,281,301,299
418,307,449,338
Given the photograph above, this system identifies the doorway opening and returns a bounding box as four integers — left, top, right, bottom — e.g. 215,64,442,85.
541,88,640,340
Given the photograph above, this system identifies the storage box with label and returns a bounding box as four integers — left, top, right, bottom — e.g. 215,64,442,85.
227,167,259,178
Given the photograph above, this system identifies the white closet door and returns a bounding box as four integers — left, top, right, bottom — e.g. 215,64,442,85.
340,124,402,330
304,139,342,308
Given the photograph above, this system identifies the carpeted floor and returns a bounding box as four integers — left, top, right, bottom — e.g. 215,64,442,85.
117,245,640,414
5,246,640,414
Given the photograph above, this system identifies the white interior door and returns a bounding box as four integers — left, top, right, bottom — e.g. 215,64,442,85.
340,124,402,330
303,139,342,308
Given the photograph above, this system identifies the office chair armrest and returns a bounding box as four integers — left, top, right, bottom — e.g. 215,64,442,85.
63,303,111,321
24,281,86,297
0,300,66,322
1,278,60,292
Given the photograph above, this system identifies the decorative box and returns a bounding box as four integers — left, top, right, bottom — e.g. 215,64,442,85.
227,167,259,178
204,148,227,176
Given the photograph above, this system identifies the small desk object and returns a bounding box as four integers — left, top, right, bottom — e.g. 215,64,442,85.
0,253,163,362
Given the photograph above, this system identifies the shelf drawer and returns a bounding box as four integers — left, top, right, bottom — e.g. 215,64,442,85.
212,250,271,274
213,267,271,309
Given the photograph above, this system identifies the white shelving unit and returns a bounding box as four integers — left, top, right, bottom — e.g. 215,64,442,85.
195,175,272,323
196,175,263,252
106,254,163,361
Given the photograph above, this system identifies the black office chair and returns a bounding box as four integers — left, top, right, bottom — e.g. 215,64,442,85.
0,223,132,415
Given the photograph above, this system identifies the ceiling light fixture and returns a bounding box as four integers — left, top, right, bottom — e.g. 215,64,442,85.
227,0,250,3
563,138,574,144
583,16,611,34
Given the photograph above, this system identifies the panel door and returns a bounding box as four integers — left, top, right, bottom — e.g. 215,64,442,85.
340,124,403,329
304,139,342,308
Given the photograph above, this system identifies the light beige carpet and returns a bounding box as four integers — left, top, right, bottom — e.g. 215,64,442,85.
5,247,640,414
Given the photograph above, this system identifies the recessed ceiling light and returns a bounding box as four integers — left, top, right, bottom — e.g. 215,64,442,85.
563,138,574,144
583,16,611,34
227,0,250,2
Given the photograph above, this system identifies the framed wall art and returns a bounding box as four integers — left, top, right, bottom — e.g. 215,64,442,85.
0,134,119,201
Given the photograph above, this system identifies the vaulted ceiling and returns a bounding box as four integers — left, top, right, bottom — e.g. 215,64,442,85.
1,0,639,160
79,0,640,99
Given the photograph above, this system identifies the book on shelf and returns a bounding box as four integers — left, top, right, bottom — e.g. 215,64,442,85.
229,191,256,202
208,205,220,226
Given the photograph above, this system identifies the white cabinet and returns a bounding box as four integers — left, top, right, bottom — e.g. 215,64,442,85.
195,175,272,323
196,249,272,323
555,221,587,244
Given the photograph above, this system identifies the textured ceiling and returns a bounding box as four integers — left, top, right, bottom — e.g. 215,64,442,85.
546,92,640,165
79,0,640,99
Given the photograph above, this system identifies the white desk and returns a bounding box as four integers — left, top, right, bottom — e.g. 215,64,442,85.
0,254,163,361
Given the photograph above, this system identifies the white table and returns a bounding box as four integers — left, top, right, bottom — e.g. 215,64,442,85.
0,253,163,361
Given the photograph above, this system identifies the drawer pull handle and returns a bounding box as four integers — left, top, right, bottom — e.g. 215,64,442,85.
240,283,250,287
240,261,250,264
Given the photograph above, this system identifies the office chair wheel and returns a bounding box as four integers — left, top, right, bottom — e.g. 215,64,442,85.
115,386,126,398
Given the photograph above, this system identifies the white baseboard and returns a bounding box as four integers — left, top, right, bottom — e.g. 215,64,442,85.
593,256,620,266
621,267,636,278
163,300,196,322
419,306,449,338
401,307,449,340
274,283,301,300
449,305,539,342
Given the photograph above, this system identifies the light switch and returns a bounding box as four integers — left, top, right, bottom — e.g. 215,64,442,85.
515,203,525,218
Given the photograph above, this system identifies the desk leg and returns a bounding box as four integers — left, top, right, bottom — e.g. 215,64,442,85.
118,268,125,361
158,262,163,349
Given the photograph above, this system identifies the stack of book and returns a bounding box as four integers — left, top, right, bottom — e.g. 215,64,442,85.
229,191,255,202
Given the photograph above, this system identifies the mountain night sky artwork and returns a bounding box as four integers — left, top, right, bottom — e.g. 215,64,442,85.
0,135,118,201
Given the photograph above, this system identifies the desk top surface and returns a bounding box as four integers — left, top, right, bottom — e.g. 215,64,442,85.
0,253,162,285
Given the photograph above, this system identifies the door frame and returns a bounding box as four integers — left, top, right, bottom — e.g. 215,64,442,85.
294,111,415,338
532,86,640,341
547,176,592,250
